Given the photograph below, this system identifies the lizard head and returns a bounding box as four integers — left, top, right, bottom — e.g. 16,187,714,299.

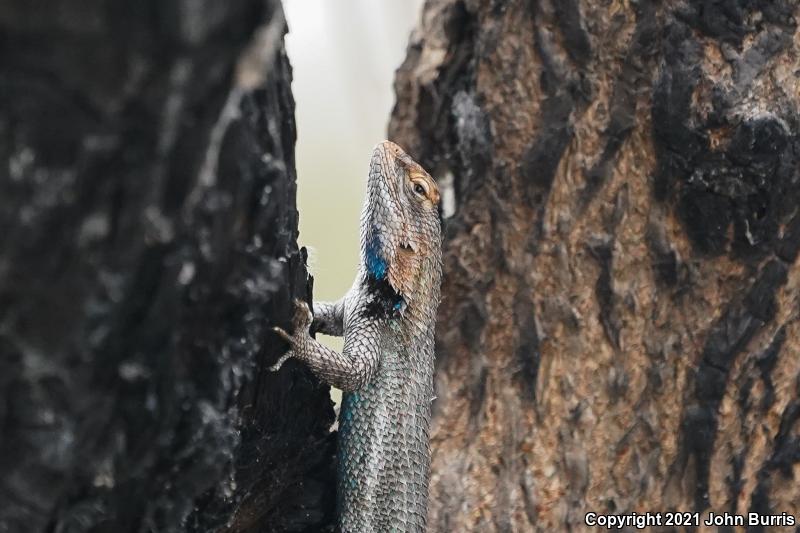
361,140,442,302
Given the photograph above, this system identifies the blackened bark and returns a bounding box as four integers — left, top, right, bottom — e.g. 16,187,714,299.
0,1,335,532
391,0,800,531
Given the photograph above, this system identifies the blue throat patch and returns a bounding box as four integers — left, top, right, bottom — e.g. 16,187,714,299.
365,235,387,279
364,231,405,318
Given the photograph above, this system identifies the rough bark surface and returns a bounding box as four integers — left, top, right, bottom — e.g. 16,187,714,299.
390,0,800,531
0,1,335,532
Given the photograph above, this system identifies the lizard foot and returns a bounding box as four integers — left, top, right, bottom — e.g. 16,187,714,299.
269,300,313,372
291,299,313,330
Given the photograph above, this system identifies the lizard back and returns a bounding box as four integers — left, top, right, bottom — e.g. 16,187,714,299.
337,252,440,532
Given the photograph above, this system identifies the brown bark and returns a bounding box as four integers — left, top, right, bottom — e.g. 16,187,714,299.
390,0,800,531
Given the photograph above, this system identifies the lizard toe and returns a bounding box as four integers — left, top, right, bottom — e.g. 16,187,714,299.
273,326,293,344
268,352,293,372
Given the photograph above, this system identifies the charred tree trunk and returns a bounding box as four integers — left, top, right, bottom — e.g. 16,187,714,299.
0,1,335,532
390,0,800,531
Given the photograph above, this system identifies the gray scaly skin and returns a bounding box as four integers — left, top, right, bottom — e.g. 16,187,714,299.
271,141,442,532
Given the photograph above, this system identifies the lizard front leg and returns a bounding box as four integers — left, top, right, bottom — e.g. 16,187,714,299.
313,299,344,336
271,300,380,391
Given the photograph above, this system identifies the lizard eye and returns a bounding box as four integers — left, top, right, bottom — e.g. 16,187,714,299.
410,177,429,199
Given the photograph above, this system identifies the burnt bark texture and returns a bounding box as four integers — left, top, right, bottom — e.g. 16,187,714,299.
390,0,800,531
0,1,336,532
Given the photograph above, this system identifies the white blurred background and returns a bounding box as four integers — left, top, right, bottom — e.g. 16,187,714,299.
283,0,423,395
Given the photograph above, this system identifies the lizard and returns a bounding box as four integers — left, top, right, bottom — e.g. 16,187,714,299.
271,140,442,532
